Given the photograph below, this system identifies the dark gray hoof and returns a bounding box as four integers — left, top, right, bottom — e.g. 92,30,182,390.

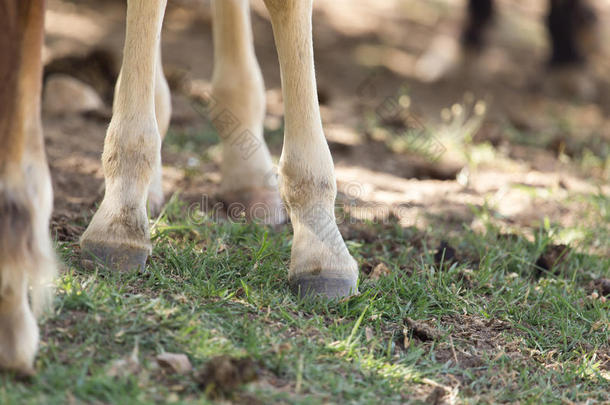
80,241,148,272
289,274,358,299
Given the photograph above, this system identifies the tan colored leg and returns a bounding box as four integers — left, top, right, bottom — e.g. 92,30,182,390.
147,44,171,217
263,0,358,297
109,42,170,218
0,0,56,375
80,0,167,271
211,0,285,225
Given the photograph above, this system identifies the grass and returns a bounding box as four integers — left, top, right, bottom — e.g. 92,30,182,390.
1,193,608,404
4,94,610,402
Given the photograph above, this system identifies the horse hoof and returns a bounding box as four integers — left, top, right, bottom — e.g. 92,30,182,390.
289,274,358,299
80,241,149,272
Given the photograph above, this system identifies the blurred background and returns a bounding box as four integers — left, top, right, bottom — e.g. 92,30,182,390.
43,0,609,256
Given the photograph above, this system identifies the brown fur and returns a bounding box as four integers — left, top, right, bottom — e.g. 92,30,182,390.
0,0,35,268
0,1,23,168
0,0,49,316
0,193,34,270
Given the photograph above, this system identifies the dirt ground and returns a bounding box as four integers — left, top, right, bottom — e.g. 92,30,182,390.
44,0,609,253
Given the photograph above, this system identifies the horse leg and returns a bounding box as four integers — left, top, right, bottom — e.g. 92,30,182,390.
263,0,358,298
80,0,168,271
0,0,56,375
211,0,285,225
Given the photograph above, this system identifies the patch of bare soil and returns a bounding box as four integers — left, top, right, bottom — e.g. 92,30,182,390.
403,315,530,383
399,312,610,394
437,315,524,368
44,0,610,253
195,356,260,399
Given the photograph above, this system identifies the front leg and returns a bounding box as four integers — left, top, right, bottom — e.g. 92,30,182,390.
80,0,167,271
0,0,56,375
547,0,596,67
210,0,285,225
264,0,358,298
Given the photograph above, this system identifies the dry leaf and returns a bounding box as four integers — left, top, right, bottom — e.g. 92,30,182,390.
156,352,192,375
370,263,391,280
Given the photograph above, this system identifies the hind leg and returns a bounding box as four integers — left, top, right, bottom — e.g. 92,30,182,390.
0,0,56,375
80,0,167,271
547,0,596,67
211,0,285,225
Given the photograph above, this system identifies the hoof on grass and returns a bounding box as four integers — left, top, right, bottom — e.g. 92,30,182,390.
289,274,358,299
80,241,148,272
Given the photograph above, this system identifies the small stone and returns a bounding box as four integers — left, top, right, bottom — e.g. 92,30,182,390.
156,352,192,375
43,74,104,115
405,317,441,341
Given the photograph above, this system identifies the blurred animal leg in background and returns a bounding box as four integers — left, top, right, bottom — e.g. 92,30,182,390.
415,0,495,82
80,0,167,271
211,0,285,225
0,0,56,375
462,0,495,49
547,0,597,67
263,0,359,298
545,0,598,98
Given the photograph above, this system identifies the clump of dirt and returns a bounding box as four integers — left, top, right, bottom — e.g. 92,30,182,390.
590,278,610,297
438,315,523,370
398,314,529,382
195,356,259,398
433,240,457,268
424,387,453,405
534,243,572,277
405,317,442,342
425,386,450,405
